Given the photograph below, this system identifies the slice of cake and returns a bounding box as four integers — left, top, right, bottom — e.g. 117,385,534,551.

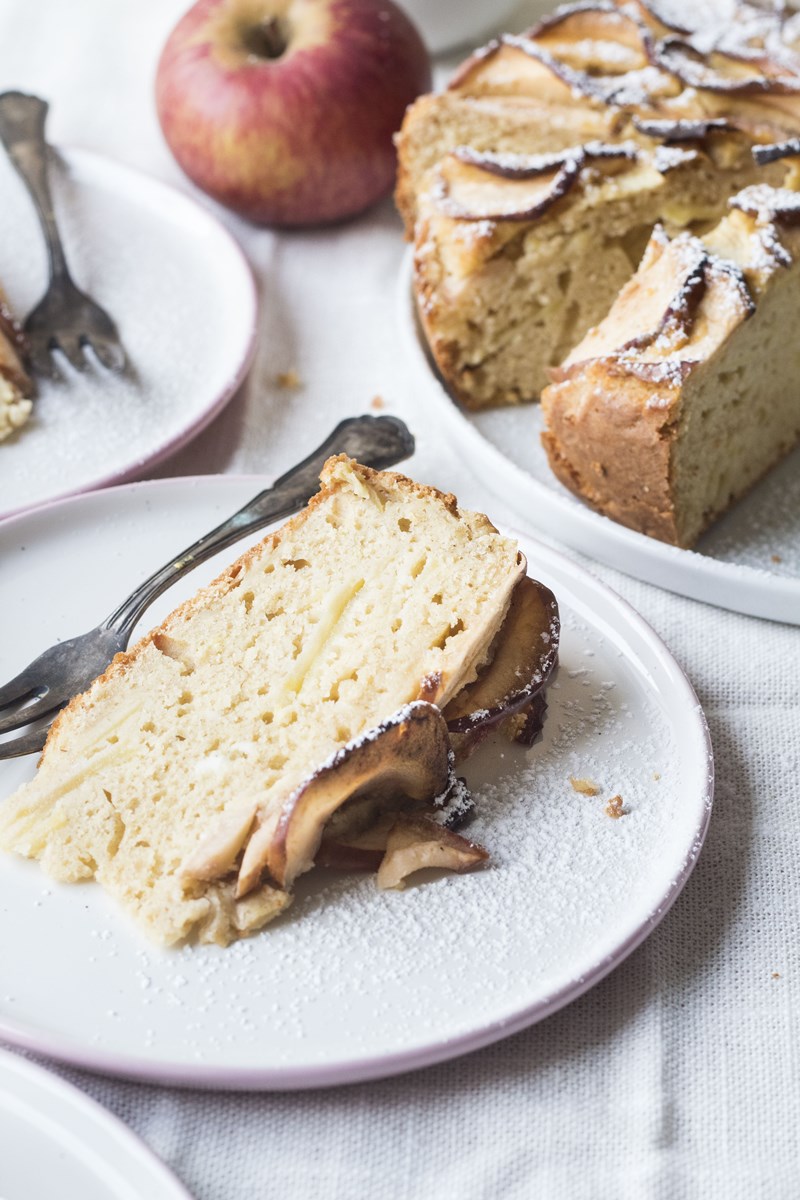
540,185,800,546
0,290,32,442
0,458,559,946
414,132,782,410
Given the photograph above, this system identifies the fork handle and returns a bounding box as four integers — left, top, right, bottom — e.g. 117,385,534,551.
0,91,69,281
103,414,416,640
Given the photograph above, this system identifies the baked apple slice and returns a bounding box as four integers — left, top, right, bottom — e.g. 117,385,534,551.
436,143,636,223
443,576,559,755
529,2,654,75
237,701,453,894
376,814,489,890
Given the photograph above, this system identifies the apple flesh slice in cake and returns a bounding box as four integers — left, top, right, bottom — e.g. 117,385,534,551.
541,186,800,546
0,458,560,946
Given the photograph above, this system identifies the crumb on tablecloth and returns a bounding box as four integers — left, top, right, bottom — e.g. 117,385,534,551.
275,368,302,389
570,776,599,796
772,972,782,979
370,394,385,410
605,794,626,819
771,554,783,564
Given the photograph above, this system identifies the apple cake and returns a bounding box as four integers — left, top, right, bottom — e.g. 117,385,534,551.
0,290,32,442
540,183,800,546
0,458,559,946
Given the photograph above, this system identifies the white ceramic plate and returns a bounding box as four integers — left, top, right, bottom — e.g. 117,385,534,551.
0,147,257,518
0,476,712,1090
0,1048,191,1199
397,252,800,625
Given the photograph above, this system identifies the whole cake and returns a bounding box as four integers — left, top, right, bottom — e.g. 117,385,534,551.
400,0,800,411
0,458,559,945
541,182,800,546
0,289,32,442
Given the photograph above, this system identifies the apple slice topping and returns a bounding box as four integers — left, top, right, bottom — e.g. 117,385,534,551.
528,2,654,76
443,576,559,752
435,143,637,223
730,182,800,224
633,115,735,140
752,136,800,164
236,701,455,894
448,36,597,101
654,36,800,94
376,815,489,891
560,226,754,381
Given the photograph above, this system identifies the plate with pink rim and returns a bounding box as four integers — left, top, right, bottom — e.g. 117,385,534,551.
0,475,712,1089
397,251,800,625
0,1047,192,1199
0,147,257,519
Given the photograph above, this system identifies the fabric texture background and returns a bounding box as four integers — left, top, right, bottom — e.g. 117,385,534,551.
1,1,798,1196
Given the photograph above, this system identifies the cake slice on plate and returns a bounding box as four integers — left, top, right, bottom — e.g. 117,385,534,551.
0,289,32,442
0,458,559,945
540,183,800,546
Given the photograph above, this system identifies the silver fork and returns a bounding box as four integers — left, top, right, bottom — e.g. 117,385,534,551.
0,91,126,376
0,414,415,759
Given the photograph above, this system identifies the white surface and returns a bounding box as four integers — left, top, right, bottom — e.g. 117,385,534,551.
1,0,798,1196
0,476,710,1087
398,253,800,625
0,1048,191,1200
0,147,256,518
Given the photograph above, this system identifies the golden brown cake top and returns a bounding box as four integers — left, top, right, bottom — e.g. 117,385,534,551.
446,0,800,142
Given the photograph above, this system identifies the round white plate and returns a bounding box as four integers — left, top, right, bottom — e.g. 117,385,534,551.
0,476,713,1090
0,147,257,518
0,1048,191,1199
398,252,800,625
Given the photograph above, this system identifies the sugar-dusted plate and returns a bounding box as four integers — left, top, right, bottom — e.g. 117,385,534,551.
397,252,800,625
0,1048,192,1199
0,148,257,519
0,476,712,1090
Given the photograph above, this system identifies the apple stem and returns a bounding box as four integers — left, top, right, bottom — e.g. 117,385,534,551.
244,16,288,60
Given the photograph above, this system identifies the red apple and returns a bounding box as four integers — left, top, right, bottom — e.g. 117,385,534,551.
155,0,431,226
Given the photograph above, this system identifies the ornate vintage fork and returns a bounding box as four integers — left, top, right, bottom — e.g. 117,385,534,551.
0,414,415,759
0,90,126,376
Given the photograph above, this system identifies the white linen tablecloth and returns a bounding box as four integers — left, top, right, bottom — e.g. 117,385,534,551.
2,1,799,1196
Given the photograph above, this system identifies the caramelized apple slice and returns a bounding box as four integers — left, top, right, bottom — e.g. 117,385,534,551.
730,182,800,224
437,144,636,223
633,116,735,140
237,701,452,894
443,576,559,752
556,227,753,385
654,36,800,94
315,814,395,872
530,3,653,74
752,136,800,165
436,148,582,222
376,815,489,891
448,37,595,101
